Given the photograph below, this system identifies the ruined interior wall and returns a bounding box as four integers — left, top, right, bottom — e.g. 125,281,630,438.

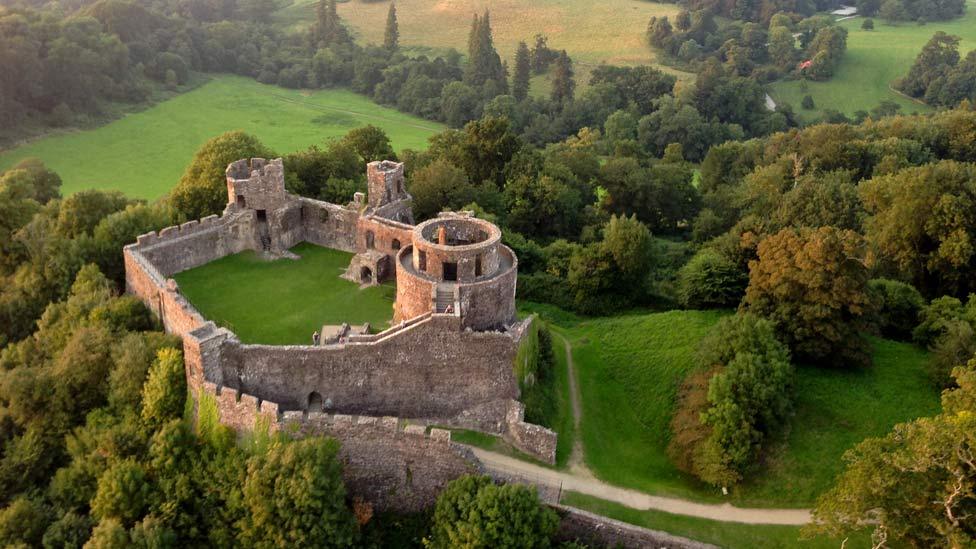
219,316,521,423
281,413,482,512
270,201,304,251
358,216,413,257
300,198,359,252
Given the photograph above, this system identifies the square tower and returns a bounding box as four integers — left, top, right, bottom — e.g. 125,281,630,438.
367,160,408,209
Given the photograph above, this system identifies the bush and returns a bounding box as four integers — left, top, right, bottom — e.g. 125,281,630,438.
913,295,976,347
862,18,875,29
801,95,816,110
928,321,976,388
677,248,748,309
429,475,558,549
868,278,925,340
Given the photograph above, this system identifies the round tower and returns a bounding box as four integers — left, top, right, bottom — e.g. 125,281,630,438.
394,213,517,330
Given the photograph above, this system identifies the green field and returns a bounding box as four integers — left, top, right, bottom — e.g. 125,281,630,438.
0,75,443,200
562,492,870,549
523,304,942,507
770,1,976,120
173,243,395,344
277,0,692,86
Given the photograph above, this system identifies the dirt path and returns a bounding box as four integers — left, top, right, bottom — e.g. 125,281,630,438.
471,447,811,525
479,332,812,526
557,333,595,478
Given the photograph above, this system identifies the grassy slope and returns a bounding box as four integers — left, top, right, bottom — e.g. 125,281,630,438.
548,307,940,507
0,75,443,199
562,492,871,549
173,242,395,344
770,0,976,121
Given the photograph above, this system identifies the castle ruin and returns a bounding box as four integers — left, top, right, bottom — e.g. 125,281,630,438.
124,158,556,511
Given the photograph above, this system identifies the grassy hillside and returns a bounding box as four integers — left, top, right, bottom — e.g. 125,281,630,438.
173,243,395,344
278,0,690,80
0,75,443,200
770,1,976,120
530,306,942,507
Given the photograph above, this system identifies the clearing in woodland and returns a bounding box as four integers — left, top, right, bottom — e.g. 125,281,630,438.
0,75,443,200
769,0,976,121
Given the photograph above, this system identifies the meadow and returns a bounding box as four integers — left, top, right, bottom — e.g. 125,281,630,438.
525,304,942,507
0,75,443,200
173,243,396,344
278,0,691,84
769,0,976,121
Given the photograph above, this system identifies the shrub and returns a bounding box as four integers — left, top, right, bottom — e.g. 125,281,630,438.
801,95,816,110
429,475,558,548
928,321,976,388
913,295,976,347
868,278,925,340
862,18,875,29
677,248,748,309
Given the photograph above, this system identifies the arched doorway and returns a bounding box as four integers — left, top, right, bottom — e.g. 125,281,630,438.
360,266,373,284
307,391,323,412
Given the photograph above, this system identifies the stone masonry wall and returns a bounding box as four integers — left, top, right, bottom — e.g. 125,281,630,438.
553,505,718,549
220,315,522,422
281,412,482,512
300,198,359,253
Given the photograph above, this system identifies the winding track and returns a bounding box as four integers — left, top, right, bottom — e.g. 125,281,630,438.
469,333,813,526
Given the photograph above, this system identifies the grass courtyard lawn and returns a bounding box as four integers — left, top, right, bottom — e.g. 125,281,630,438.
561,492,870,549
517,303,943,507
173,242,394,344
0,75,443,200
769,0,976,121
278,0,690,78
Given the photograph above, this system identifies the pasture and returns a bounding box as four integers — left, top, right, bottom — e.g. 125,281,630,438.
769,0,976,121
278,0,689,78
0,75,443,199
524,304,942,507
173,243,396,345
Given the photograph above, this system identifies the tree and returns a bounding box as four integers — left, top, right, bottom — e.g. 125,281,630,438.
464,12,507,92
859,160,976,297
550,50,575,104
140,348,186,430
862,17,875,29
897,32,961,98
383,3,398,50
868,278,925,340
807,359,976,547
408,160,478,220
91,460,152,526
677,248,748,309
429,475,558,549
801,94,815,109
744,227,873,367
512,41,531,101
669,313,793,487
169,131,273,221
238,438,357,548
440,81,481,128
342,125,395,164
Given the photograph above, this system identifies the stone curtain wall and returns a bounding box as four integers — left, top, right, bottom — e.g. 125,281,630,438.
221,315,522,420
281,412,482,512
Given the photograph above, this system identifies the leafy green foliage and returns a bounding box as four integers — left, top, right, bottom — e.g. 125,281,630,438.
170,131,273,221
140,349,187,431
677,248,748,309
809,359,976,547
744,227,873,368
239,438,357,548
868,278,925,340
429,475,558,549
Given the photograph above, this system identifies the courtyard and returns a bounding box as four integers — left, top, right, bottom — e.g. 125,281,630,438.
173,242,395,345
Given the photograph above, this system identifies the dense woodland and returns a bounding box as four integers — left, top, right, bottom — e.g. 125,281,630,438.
897,31,976,108
1,0,976,546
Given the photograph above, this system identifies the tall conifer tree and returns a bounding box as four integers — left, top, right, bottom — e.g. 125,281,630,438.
384,3,399,50
551,50,575,103
464,11,507,93
513,41,531,101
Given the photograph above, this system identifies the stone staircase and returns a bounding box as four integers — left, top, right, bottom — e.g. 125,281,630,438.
435,285,455,313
